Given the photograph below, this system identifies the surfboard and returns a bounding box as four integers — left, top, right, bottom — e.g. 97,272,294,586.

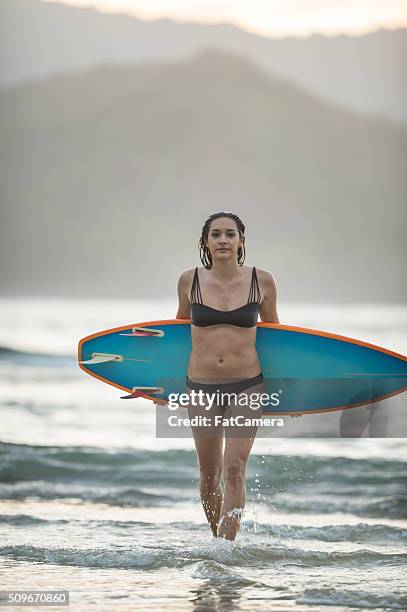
77,320,407,414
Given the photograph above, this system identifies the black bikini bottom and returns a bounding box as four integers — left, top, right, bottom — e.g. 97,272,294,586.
185,372,264,408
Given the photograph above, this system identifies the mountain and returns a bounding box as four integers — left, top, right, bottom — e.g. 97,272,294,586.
0,51,406,301
0,0,406,124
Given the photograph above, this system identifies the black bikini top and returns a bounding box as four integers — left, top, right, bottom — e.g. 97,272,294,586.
190,266,261,328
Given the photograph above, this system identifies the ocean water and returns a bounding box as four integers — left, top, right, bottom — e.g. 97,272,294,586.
0,297,406,611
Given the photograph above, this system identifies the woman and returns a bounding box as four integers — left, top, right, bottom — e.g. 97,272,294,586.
175,211,280,541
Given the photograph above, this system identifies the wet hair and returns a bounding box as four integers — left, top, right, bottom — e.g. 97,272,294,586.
198,212,246,269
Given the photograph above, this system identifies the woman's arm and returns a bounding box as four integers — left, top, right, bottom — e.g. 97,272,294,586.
258,270,280,323
259,271,301,417
176,271,192,319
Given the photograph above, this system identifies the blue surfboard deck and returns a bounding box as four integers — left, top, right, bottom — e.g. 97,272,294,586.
78,320,407,414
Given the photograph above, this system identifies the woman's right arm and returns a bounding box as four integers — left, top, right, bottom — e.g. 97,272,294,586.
154,272,191,407
176,271,192,319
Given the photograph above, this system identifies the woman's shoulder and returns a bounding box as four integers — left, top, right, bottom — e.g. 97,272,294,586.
177,268,197,285
179,267,198,276
255,268,278,294
254,267,275,277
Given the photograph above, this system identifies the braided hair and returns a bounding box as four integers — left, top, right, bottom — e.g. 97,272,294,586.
198,212,246,269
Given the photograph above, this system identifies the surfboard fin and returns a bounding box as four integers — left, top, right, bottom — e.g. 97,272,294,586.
119,327,164,337
120,385,164,399
79,353,123,364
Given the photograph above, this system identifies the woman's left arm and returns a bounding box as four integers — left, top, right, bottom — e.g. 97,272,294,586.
258,270,280,324
259,271,301,418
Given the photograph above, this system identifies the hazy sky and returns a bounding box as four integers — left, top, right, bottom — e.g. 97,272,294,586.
43,0,407,37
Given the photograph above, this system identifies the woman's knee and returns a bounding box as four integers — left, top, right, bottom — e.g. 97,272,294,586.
199,464,222,489
224,458,246,488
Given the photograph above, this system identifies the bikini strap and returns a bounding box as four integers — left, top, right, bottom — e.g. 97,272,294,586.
248,266,261,304
190,267,203,304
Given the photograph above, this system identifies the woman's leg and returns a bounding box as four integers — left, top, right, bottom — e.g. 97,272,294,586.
191,434,224,536
218,380,264,540
187,386,225,536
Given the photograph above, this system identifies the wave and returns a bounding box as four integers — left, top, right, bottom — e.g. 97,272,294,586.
257,454,407,487
0,542,405,570
0,481,182,507
0,345,73,364
0,443,198,485
190,560,262,587
1,443,405,516
297,587,407,609
363,496,407,519
0,514,68,526
0,443,407,518
264,493,407,520
1,443,404,483
0,482,407,520
3,512,405,547
241,521,407,544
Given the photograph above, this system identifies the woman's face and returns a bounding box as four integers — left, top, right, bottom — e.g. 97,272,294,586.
205,217,242,262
